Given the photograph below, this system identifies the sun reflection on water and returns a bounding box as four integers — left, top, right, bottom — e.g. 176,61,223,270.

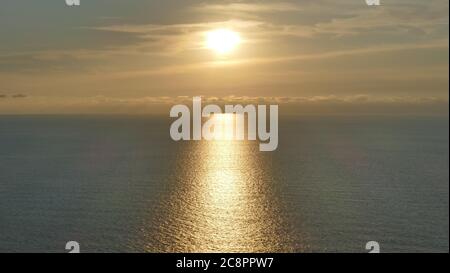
146,114,298,252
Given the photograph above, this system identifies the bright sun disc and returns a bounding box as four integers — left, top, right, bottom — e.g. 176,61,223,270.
206,29,241,54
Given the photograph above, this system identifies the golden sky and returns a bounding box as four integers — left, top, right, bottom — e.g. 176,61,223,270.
0,0,448,114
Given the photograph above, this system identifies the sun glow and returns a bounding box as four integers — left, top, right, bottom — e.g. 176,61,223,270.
205,29,241,54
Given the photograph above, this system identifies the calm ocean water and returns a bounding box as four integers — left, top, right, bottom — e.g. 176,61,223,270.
0,115,448,253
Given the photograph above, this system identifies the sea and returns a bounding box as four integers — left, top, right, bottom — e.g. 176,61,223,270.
0,115,448,253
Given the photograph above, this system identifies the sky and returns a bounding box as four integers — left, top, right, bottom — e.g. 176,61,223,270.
0,0,448,115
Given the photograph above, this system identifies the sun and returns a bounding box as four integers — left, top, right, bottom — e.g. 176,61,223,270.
205,29,241,54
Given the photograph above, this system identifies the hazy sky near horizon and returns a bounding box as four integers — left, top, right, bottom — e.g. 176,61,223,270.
0,0,448,114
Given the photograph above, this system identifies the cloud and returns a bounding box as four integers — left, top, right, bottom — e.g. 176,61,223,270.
11,94,27,98
0,95,447,116
193,2,303,15
2,1,447,74
104,38,447,78
309,2,448,38
0,92,28,99
0,0,447,109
